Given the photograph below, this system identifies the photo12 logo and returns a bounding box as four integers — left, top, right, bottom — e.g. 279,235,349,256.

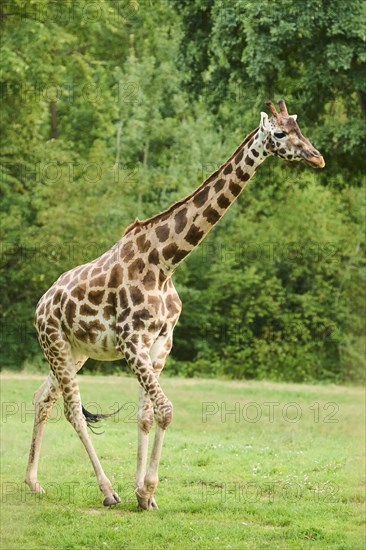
0,2,140,25
201,480,340,503
201,401,339,423
1,401,138,424
1,480,138,504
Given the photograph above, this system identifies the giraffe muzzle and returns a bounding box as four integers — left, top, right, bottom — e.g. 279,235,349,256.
306,155,325,169
303,148,325,169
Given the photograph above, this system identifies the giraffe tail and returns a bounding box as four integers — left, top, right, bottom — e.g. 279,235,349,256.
82,404,124,435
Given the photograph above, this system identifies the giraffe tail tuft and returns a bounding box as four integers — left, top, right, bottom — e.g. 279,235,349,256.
82,404,124,435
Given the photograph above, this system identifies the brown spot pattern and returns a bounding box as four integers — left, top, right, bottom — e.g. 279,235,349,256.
102,335,108,351
245,155,254,167
120,242,134,261
172,249,190,264
90,274,106,287
214,179,225,193
166,295,180,315
143,270,156,290
132,308,152,330
217,194,231,209
80,304,98,316
235,149,244,164
88,289,104,306
119,288,129,309
103,292,117,320
155,224,170,242
136,234,150,253
202,205,220,225
130,286,144,305
162,243,179,261
118,307,131,323
193,187,209,208
81,319,104,344
223,163,233,175
53,289,63,304
91,267,102,277
128,258,145,278
174,208,188,234
107,291,117,308
148,295,161,313
108,264,123,288
185,224,204,246
71,286,86,301
229,180,241,197
65,300,76,327
236,166,244,179
148,249,159,265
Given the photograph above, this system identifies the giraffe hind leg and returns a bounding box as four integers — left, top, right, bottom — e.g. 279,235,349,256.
25,350,87,493
45,342,121,506
60,371,121,506
25,372,62,493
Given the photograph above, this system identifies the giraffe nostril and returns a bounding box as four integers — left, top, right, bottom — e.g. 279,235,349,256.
305,148,319,159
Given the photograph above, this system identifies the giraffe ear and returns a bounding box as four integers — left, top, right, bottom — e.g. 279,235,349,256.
290,114,298,121
260,112,271,133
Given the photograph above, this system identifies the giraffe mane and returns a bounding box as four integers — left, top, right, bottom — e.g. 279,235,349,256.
123,127,259,235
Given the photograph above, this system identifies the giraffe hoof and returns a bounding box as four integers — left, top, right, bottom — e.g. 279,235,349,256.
149,497,158,510
103,493,121,506
136,493,158,510
26,480,46,494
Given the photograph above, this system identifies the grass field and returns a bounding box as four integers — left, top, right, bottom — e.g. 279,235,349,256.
0,373,365,549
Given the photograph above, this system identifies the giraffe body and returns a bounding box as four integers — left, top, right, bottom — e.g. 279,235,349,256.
26,100,324,509
36,239,181,364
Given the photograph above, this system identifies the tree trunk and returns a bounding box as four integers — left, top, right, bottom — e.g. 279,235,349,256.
50,100,58,139
137,138,149,218
357,91,366,121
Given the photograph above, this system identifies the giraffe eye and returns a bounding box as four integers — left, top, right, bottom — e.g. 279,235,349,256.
274,132,287,139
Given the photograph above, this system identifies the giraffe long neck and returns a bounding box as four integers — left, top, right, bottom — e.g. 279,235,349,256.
126,127,268,272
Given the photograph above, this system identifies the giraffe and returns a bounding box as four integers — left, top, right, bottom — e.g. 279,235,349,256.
25,99,324,510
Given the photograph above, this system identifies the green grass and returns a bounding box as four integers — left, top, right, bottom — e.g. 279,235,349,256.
1,373,365,549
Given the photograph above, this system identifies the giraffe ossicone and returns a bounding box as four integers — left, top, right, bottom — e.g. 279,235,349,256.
25,100,324,509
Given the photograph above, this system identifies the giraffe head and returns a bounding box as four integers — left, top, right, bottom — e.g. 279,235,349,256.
260,99,325,168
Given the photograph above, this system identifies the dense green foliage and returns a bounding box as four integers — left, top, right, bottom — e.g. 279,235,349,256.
1,0,365,381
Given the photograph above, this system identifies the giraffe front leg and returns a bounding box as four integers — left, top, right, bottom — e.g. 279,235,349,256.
135,388,159,510
136,387,153,489
129,333,173,510
136,423,167,511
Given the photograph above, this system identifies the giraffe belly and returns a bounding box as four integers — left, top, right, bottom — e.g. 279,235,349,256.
68,323,124,361
74,343,124,362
